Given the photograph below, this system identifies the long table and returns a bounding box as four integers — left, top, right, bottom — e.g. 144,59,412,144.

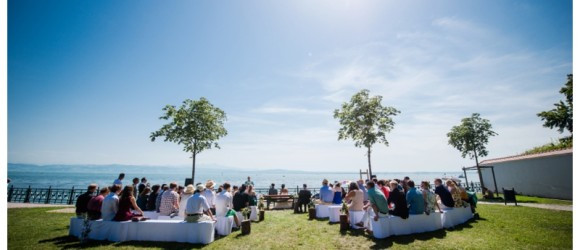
69,218,215,244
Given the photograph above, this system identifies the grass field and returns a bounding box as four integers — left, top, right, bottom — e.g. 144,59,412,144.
477,194,573,205
8,204,572,249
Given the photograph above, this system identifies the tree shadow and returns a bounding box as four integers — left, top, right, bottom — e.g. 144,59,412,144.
39,235,208,249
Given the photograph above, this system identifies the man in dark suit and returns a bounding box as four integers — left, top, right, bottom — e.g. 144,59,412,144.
434,178,455,208
296,184,312,213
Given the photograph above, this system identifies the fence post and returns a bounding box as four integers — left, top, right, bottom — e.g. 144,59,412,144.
8,185,14,202
68,187,75,205
45,186,52,204
24,186,31,203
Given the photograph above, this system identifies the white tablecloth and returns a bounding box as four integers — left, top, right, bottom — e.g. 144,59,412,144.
215,216,234,236
441,206,473,228
143,211,159,220
69,218,215,244
328,205,342,223
315,204,330,218
158,215,184,221
250,206,259,222
349,211,365,229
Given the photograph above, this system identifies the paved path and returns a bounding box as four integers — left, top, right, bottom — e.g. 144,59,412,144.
478,201,572,211
8,202,73,209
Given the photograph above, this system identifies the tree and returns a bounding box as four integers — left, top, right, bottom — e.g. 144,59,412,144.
537,74,573,140
150,98,227,183
447,113,497,190
333,89,400,178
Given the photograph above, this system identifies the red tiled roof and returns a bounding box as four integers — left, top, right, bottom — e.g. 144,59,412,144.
480,148,573,165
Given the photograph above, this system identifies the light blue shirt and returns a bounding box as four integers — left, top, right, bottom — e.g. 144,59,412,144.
319,185,333,203
406,187,425,215
358,183,369,201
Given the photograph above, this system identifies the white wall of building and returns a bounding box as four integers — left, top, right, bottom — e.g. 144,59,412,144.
480,152,572,200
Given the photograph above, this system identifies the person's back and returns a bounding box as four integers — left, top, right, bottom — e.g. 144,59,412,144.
159,188,179,216
320,185,333,203
233,190,249,211
349,189,364,211
434,184,454,208
147,191,158,211
75,189,95,217
201,188,216,208
215,190,233,217
406,184,425,215
268,185,278,195
179,193,193,217
101,192,119,221
388,188,408,218
298,189,312,204
136,194,149,211
368,186,389,214
155,189,165,212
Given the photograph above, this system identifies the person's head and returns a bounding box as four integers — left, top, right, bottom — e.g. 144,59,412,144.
421,181,431,190
303,184,307,189
349,182,359,191
377,180,386,187
393,179,400,183
335,182,341,188
99,187,110,196
407,180,415,188
357,179,363,185
121,186,134,199
132,178,139,184
371,175,377,180
389,180,398,190
183,184,195,194
322,179,329,186
118,173,125,180
162,186,169,191
372,178,378,183
151,184,160,193
329,183,333,188
271,183,275,188
110,184,122,194
140,187,151,196
446,180,455,187
366,181,375,189
206,180,216,190
233,185,239,192
247,185,254,193
195,184,205,194
87,184,98,193
141,177,147,183
169,182,177,190
161,184,167,190
452,180,459,187
240,184,247,193
404,176,410,181
247,176,251,181
434,178,442,186
223,182,231,191
281,184,285,189
178,186,185,194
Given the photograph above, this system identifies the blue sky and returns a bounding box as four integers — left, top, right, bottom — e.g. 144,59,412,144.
8,0,572,172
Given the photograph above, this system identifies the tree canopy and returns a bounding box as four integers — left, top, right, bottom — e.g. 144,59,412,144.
334,89,400,177
537,74,573,137
150,98,227,182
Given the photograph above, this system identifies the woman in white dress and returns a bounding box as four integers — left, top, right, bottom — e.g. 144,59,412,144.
178,185,195,217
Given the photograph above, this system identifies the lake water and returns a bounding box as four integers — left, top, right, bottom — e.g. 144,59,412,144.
7,163,480,189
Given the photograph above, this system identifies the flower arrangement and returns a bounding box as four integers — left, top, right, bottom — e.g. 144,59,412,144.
242,207,251,220
308,198,316,209
341,200,349,215
258,197,265,211
79,215,92,243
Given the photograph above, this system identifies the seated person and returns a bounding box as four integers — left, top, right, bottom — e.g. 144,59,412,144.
405,180,425,215
357,181,390,228
279,184,289,195
446,180,464,208
345,182,364,212
113,186,143,221
319,179,334,204
387,181,409,219
101,184,121,221
136,187,150,211
332,182,343,204
185,184,215,223
420,181,442,214
75,184,97,218
215,182,240,227
233,184,249,212
87,187,109,220
434,178,455,208
146,185,160,211
159,182,179,216
296,184,312,213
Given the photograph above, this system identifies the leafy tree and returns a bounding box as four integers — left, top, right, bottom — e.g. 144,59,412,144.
537,74,573,140
333,89,400,177
447,113,497,190
150,98,227,183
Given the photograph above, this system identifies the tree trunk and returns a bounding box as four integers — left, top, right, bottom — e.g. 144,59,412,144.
192,151,196,184
367,147,373,178
474,150,484,193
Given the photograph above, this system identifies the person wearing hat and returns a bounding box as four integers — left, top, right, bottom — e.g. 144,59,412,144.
184,184,215,223
178,185,195,217
201,180,216,215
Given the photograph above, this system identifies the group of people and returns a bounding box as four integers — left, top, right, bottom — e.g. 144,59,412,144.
75,174,264,227
315,176,474,229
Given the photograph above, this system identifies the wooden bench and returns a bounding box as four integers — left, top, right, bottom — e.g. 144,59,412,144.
262,195,295,210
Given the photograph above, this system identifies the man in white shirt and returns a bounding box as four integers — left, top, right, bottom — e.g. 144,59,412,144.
185,184,215,223
101,185,121,221
214,182,240,227
201,180,216,215
113,173,124,186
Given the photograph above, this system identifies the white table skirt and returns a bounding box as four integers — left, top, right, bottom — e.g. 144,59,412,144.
69,218,215,244
215,216,234,236
365,207,472,239
250,206,259,222
143,211,159,220
349,211,365,229
315,204,330,218
328,206,342,223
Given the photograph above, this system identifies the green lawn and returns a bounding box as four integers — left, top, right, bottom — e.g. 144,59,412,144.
8,205,572,249
477,194,573,205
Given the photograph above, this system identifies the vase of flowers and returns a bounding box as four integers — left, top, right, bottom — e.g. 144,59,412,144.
339,201,349,231
241,207,251,235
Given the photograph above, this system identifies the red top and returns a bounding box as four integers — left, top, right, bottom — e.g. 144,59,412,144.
114,197,136,221
87,195,105,212
380,186,390,199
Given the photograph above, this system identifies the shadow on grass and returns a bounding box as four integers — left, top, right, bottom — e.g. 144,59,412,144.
39,235,208,249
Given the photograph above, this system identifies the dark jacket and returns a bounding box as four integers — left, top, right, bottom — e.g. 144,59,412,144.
298,189,312,204
435,185,455,208
75,191,95,214
233,192,249,211
387,188,409,219
146,192,158,211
